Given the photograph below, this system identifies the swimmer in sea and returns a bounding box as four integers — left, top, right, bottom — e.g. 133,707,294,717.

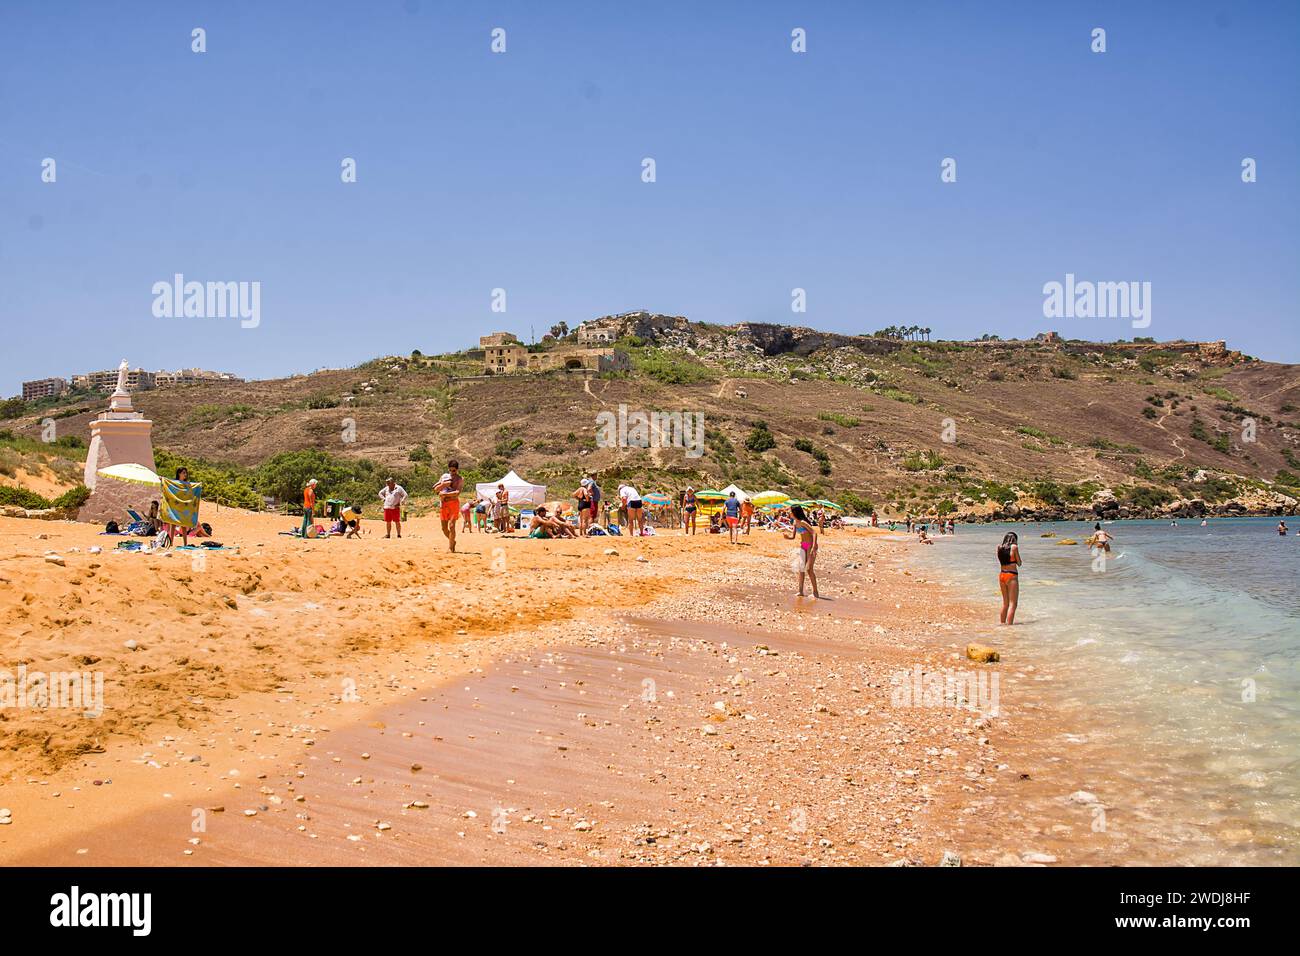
997,531,1022,625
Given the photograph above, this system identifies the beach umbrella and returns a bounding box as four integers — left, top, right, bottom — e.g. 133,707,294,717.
751,490,789,506
642,493,671,506
694,489,727,500
816,499,844,510
96,462,161,485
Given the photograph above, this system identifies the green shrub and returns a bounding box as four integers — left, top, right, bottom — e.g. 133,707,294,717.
0,485,51,509
51,485,91,510
817,412,860,427
632,348,711,385
744,422,776,453
901,450,944,471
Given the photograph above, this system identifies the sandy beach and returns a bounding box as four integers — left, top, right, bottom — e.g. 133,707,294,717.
0,510,1133,867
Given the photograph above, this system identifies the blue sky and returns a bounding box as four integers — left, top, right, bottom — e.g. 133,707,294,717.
2,0,1297,392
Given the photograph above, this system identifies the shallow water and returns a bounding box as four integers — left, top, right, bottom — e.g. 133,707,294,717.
913,516,1300,865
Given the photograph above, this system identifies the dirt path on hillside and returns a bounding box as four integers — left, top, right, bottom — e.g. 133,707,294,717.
1154,408,1188,459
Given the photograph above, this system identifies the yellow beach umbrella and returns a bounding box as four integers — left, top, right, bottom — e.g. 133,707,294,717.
96,463,161,485
751,490,789,506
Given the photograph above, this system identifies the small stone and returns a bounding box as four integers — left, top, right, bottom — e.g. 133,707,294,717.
939,850,962,867
604,548,618,556
966,643,1000,663
124,639,139,651
45,554,66,566
1022,852,1057,864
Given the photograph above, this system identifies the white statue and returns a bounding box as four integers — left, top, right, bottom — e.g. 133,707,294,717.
115,359,130,394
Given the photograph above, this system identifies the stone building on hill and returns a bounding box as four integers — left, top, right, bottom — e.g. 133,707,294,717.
477,331,629,375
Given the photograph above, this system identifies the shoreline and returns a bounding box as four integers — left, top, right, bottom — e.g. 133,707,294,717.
3,512,1115,865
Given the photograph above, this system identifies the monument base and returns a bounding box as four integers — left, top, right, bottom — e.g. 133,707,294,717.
80,412,157,525
77,475,159,526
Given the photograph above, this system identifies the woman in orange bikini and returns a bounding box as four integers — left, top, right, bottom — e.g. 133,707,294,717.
997,531,1022,625
784,504,820,598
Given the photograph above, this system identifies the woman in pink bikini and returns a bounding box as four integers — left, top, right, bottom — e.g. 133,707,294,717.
784,504,820,598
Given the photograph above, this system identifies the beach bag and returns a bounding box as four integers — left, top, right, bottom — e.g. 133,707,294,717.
607,524,622,536
105,520,119,534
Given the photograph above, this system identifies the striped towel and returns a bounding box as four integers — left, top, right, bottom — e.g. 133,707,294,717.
159,478,204,529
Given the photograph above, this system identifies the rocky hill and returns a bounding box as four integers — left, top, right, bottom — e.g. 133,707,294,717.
4,317,1299,521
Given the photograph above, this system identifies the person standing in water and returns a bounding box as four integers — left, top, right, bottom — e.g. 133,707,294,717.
434,460,464,552
1090,522,1113,552
997,531,1022,625
784,504,820,598
1279,520,1289,536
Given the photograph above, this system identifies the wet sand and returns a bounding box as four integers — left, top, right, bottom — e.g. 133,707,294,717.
1,513,1127,865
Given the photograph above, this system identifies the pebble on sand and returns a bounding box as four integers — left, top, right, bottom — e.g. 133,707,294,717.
965,644,1000,663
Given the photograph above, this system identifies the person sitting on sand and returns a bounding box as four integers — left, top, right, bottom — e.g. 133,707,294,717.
997,532,1022,625
784,504,820,598
528,506,578,539
433,461,464,553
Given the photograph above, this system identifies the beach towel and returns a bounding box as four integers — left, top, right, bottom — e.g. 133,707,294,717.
159,478,203,530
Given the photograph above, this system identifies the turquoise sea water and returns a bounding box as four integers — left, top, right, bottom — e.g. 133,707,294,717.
913,516,1300,864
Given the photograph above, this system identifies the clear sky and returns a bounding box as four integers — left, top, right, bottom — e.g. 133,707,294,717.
2,0,1297,393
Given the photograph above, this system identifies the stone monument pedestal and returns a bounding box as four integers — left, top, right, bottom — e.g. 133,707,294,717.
77,361,158,525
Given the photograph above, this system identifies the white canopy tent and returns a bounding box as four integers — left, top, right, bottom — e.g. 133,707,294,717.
719,482,750,501
475,469,546,507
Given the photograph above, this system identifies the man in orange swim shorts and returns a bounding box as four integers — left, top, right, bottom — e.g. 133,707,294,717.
434,460,465,553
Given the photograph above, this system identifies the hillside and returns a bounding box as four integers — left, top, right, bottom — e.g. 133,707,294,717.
5,319,1300,521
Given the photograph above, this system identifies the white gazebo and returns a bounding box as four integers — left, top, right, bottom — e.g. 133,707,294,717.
475,469,546,507
719,482,750,501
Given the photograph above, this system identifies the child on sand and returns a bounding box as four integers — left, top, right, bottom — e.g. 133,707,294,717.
784,504,820,598
433,461,464,553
